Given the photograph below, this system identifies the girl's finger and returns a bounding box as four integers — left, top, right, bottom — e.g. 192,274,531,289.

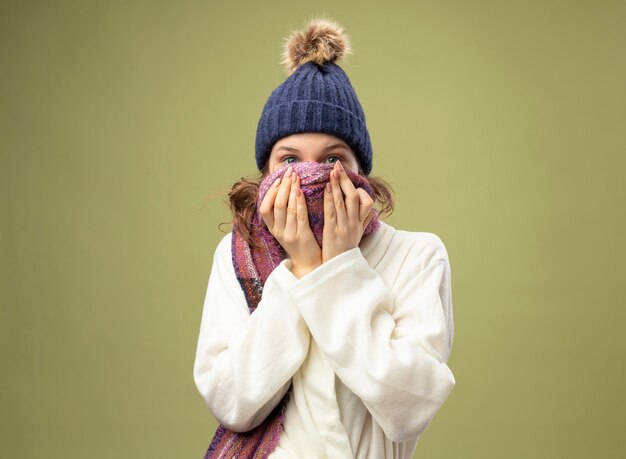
285,177,298,236
259,176,281,228
323,180,336,227
330,168,347,228
273,166,293,229
335,161,361,224
295,176,310,229
363,208,374,229
356,188,374,222
334,161,357,192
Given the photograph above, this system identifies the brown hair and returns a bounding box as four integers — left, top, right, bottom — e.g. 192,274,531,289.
216,167,395,247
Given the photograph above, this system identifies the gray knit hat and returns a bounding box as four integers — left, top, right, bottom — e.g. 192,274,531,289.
255,18,373,175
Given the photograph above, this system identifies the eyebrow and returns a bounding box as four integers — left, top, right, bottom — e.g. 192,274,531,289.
275,143,349,153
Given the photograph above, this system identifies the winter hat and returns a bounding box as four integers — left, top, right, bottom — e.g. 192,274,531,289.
255,18,373,175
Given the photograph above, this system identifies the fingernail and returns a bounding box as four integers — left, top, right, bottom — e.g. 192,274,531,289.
296,188,302,197
286,166,293,177
326,183,331,192
337,160,344,171
273,178,281,187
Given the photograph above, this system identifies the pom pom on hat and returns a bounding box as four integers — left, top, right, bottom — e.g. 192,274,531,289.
280,18,353,75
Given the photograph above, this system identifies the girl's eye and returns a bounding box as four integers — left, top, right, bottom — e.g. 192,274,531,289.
325,155,341,164
283,156,298,165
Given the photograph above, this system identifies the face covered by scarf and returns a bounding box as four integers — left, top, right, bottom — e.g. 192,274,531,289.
247,161,382,286
204,161,381,459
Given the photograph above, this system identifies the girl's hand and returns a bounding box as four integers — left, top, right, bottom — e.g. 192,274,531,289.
259,166,322,278
322,161,374,263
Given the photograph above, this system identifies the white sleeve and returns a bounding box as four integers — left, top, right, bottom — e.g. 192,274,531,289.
193,234,310,432
270,239,456,443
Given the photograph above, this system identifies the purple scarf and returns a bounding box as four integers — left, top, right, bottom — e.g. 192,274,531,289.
203,162,380,458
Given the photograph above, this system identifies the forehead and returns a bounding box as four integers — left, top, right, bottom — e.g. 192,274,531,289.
272,132,350,151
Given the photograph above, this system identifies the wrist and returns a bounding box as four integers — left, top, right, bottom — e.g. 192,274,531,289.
289,260,321,279
322,244,357,264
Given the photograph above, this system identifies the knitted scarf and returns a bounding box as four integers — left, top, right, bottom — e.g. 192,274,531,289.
203,162,381,459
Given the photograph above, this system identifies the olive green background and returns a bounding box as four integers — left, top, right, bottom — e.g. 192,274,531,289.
1,0,625,458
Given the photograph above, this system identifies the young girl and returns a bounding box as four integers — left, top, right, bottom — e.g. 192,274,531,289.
194,18,456,459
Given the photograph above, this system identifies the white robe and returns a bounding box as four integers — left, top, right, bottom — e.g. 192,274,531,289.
193,221,456,458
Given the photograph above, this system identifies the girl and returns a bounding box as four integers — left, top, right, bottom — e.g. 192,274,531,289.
194,18,456,459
